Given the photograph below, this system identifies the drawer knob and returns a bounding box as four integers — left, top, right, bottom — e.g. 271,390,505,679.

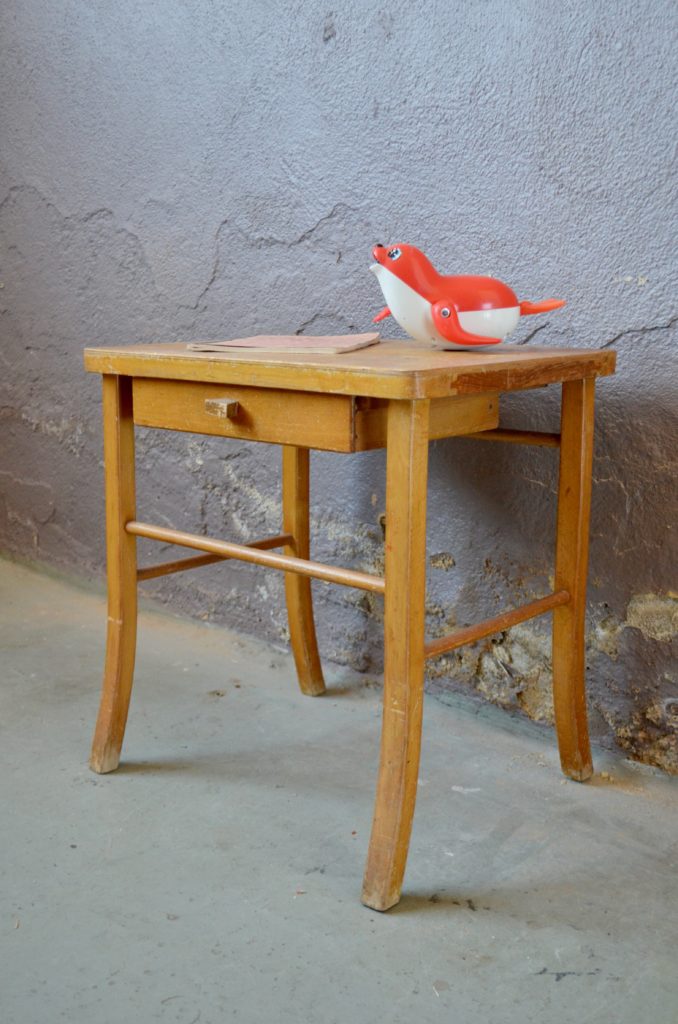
205,397,240,420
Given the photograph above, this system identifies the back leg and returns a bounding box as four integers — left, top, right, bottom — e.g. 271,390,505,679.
552,378,595,781
282,446,325,696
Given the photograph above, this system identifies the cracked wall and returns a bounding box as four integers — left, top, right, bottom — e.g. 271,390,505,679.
0,1,676,771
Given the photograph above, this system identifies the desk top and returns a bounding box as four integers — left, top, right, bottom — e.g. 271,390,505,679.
84,340,616,399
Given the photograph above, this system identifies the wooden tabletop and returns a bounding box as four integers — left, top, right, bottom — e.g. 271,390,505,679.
84,340,616,399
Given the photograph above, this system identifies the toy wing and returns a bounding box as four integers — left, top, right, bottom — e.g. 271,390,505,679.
430,301,501,347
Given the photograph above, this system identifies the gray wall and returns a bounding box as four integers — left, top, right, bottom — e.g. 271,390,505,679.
1,1,676,771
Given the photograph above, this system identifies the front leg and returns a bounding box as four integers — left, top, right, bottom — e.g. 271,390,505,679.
362,398,430,911
90,375,138,773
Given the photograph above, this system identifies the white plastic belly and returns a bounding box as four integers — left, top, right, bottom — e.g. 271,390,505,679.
372,265,520,349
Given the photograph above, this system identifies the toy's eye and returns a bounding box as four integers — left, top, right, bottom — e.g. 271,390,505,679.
387,247,402,260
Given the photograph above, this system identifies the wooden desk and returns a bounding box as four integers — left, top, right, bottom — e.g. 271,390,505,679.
84,339,616,911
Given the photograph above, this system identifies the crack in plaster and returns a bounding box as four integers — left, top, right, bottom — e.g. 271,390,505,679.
0,470,56,548
295,311,326,335
515,322,549,347
182,202,358,313
599,314,678,349
0,184,169,304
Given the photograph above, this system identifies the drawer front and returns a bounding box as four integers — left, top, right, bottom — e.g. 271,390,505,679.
353,392,499,450
133,378,356,452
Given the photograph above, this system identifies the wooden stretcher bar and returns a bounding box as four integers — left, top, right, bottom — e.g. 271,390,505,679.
126,521,386,594
424,590,571,659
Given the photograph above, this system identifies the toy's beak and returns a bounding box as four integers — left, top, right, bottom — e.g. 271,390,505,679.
372,243,385,262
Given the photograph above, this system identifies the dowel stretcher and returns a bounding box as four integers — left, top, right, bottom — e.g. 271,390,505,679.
464,428,561,447
424,590,570,659
136,533,292,581
126,521,385,594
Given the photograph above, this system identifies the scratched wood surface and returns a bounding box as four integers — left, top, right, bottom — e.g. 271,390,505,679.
85,340,616,399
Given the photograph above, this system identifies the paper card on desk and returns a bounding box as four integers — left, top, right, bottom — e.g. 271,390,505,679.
187,333,380,355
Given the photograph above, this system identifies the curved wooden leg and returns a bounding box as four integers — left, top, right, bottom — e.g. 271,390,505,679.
282,446,325,696
362,399,430,911
90,375,138,774
553,378,595,782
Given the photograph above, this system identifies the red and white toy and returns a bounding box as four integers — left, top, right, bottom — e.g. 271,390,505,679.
370,243,565,350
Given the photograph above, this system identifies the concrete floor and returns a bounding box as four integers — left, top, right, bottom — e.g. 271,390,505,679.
1,558,677,1024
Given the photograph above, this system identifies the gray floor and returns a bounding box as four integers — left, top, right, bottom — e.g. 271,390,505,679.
1,559,677,1024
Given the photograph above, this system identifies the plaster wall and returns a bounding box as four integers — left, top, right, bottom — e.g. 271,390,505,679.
1,1,676,770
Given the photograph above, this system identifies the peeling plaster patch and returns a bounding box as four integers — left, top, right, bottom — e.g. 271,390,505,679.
20,410,88,457
588,595,677,660
220,460,281,526
428,623,555,725
614,274,649,286
430,552,456,570
589,614,622,660
322,13,337,44
378,10,395,39
0,471,55,545
625,594,678,643
598,702,678,775
428,599,678,772
477,626,554,723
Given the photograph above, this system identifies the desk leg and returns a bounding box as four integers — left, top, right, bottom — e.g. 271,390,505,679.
362,399,430,911
553,378,595,782
282,446,325,696
90,375,138,773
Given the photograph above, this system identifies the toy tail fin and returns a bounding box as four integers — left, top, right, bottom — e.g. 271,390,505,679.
520,298,566,316
372,306,391,323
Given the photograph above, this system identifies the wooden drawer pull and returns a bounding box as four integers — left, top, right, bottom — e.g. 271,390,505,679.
204,397,240,419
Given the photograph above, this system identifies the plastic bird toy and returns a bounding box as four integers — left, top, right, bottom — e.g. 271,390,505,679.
370,243,565,350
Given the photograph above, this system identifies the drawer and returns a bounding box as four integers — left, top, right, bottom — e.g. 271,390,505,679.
132,378,499,452
133,378,356,452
